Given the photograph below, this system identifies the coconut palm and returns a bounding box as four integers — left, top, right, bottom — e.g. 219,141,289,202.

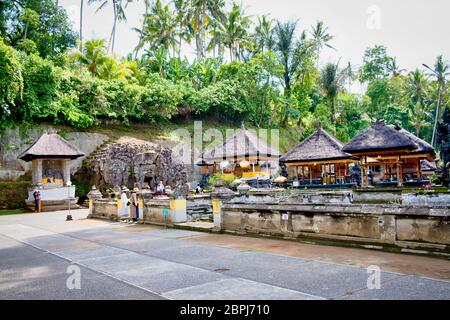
426,55,450,146
273,20,298,93
320,62,346,126
404,70,430,136
89,0,131,53
137,0,179,57
173,0,192,57
310,20,333,66
220,3,251,61
134,0,151,59
387,57,405,77
73,39,109,76
188,0,226,60
79,0,84,50
254,15,274,54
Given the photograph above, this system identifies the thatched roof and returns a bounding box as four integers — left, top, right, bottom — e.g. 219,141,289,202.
396,127,435,155
202,129,279,161
342,120,433,154
280,128,352,163
18,132,85,162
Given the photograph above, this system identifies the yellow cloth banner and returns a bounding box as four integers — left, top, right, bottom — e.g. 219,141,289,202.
212,199,221,213
170,199,186,211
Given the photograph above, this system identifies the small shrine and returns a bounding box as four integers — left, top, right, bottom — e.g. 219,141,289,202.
18,131,84,211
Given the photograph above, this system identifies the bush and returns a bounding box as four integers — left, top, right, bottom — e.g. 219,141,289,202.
0,181,30,209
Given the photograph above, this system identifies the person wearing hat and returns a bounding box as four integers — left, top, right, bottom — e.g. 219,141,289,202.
119,186,130,221
130,187,140,223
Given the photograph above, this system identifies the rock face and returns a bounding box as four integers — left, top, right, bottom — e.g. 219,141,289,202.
0,126,108,180
88,137,188,189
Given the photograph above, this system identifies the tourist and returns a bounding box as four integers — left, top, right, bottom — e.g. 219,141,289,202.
156,181,165,196
119,187,130,221
131,187,140,223
196,184,203,194
33,190,41,213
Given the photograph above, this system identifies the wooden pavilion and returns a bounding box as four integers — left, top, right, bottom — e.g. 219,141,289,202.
280,128,357,186
18,132,84,211
199,129,279,179
342,120,435,187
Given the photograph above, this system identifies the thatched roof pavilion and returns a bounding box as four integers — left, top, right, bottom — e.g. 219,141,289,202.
280,128,357,186
342,120,435,187
18,132,84,162
342,120,434,155
201,129,279,178
203,129,279,161
17,132,85,211
281,128,353,164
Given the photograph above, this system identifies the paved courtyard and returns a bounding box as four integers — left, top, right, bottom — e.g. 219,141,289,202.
0,209,449,300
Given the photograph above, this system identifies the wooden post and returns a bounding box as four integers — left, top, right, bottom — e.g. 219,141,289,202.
397,156,403,187
417,158,421,179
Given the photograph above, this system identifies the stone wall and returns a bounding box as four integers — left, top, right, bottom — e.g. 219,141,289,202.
220,202,450,255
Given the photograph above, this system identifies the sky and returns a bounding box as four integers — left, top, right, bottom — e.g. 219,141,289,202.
61,0,449,75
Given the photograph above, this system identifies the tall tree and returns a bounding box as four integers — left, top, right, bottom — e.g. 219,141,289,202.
79,0,84,50
136,0,179,57
310,20,333,67
320,62,345,126
428,55,450,146
254,15,273,54
359,45,392,83
220,3,250,61
273,20,298,93
89,0,131,53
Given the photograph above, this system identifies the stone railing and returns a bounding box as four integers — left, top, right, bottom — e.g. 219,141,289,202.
219,201,450,256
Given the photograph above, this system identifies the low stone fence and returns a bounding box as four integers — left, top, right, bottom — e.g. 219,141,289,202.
220,202,450,256
89,199,119,221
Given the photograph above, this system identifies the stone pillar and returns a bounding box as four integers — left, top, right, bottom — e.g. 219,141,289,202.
32,159,43,185
87,185,103,216
62,159,71,186
211,179,236,231
169,198,187,223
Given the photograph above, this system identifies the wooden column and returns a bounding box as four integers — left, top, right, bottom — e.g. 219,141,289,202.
417,158,422,179
396,156,403,187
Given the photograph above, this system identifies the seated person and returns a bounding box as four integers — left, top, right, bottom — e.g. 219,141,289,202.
155,181,165,196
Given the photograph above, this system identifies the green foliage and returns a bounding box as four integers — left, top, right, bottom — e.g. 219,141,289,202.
0,37,23,128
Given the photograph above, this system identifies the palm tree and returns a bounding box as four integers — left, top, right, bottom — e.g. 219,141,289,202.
137,0,179,57
220,3,251,61
189,0,226,60
254,15,274,54
387,57,405,77
320,62,345,126
426,55,450,146
273,20,298,93
404,70,430,137
79,0,84,50
134,0,151,59
89,0,131,53
73,39,109,76
173,0,191,57
310,20,333,66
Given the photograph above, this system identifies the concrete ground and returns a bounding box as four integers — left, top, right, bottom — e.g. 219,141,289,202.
0,209,449,300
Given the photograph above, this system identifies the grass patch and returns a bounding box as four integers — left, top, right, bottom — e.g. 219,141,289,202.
0,208,29,215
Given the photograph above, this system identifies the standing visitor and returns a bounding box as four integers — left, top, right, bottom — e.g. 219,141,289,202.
119,186,130,221
33,190,41,213
131,187,140,223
